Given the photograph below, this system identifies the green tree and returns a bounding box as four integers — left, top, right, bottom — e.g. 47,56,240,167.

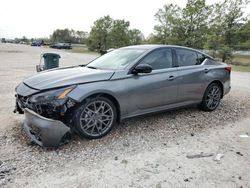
51,29,88,44
87,16,144,51
222,0,249,47
235,21,250,49
51,29,72,43
109,19,130,48
205,3,225,53
87,15,113,51
128,29,144,45
206,0,249,60
152,0,210,48
75,30,88,44
181,0,210,48
153,4,182,44
145,34,158,44
218,46,233,62
151,0,249,51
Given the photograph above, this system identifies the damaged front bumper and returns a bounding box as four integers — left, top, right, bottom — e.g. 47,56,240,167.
23,108,70,147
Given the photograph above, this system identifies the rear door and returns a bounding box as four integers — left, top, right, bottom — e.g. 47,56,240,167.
173,48,209,103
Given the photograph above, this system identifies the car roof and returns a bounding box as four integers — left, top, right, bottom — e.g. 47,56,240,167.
122,45,214,60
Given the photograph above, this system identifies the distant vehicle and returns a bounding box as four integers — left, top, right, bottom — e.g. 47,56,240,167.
31,41,42,46
3,39,15,43
15,45,231,147
1,38,6,43
50,43,72,49
19,41,27,44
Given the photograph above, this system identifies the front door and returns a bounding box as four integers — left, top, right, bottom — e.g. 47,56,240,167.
128,48,178,110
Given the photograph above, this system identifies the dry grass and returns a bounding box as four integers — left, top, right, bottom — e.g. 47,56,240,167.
66,46,98,55
232,55,250,66
232,65,250,72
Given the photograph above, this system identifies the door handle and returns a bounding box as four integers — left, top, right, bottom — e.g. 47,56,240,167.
168,75,175,81
204,68,210,73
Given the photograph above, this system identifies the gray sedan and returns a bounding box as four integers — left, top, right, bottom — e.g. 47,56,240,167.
15,45,231,147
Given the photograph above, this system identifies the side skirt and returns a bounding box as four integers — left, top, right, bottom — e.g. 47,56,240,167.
121,100,201,122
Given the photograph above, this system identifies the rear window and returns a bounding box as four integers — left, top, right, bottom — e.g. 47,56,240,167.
175,48,199,67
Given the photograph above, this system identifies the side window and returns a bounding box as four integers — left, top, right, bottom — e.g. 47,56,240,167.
175,48,199,67
197,52,207,64
139,49,172,70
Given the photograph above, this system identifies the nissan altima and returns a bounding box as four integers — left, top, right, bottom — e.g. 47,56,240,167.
15,45,231,147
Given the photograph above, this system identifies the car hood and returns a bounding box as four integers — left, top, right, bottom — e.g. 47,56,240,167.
23,66,115,90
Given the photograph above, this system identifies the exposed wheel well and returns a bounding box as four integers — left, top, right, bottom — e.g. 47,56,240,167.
209,80,224,98
84,93,121,123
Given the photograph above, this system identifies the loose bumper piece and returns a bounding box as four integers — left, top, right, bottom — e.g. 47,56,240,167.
23,108,70,147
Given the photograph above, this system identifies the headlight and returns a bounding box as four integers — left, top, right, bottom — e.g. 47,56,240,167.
29,86,75,103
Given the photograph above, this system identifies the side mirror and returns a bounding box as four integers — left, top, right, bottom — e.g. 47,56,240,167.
36,65,44,72
133,64,152,74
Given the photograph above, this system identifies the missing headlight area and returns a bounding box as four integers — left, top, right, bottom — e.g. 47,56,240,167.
15,94,76,120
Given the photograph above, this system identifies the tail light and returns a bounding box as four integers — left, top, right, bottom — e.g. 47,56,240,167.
225,66,232,73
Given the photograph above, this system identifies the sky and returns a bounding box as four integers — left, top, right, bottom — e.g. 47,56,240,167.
0,0,249,39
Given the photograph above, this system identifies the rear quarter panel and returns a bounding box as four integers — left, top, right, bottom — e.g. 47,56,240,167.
175,60,230,103
203,61,231,96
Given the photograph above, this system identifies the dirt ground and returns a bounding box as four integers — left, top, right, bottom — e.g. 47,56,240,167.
0,43,250,188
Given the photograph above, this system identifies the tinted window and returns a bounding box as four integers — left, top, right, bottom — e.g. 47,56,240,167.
139,49,172,70
175,49,199,67
197,52,207,64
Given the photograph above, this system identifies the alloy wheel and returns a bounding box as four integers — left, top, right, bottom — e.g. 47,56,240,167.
79,100,114,137
205,85,221,110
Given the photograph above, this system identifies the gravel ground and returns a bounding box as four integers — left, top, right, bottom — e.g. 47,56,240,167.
0,43,250,188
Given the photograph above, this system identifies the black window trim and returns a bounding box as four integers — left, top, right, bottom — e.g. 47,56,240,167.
196,51,211,64
128,47,175,74
173,47,208,68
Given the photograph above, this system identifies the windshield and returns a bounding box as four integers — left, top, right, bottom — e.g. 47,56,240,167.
87,48,146,70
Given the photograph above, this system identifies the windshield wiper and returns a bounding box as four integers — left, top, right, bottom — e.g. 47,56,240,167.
87,66,98,69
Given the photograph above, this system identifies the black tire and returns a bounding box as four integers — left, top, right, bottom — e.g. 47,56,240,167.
73,96,117,139
200,83,222,112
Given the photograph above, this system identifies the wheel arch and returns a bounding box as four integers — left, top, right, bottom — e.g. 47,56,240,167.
81,92,121,123
208,80,224,98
